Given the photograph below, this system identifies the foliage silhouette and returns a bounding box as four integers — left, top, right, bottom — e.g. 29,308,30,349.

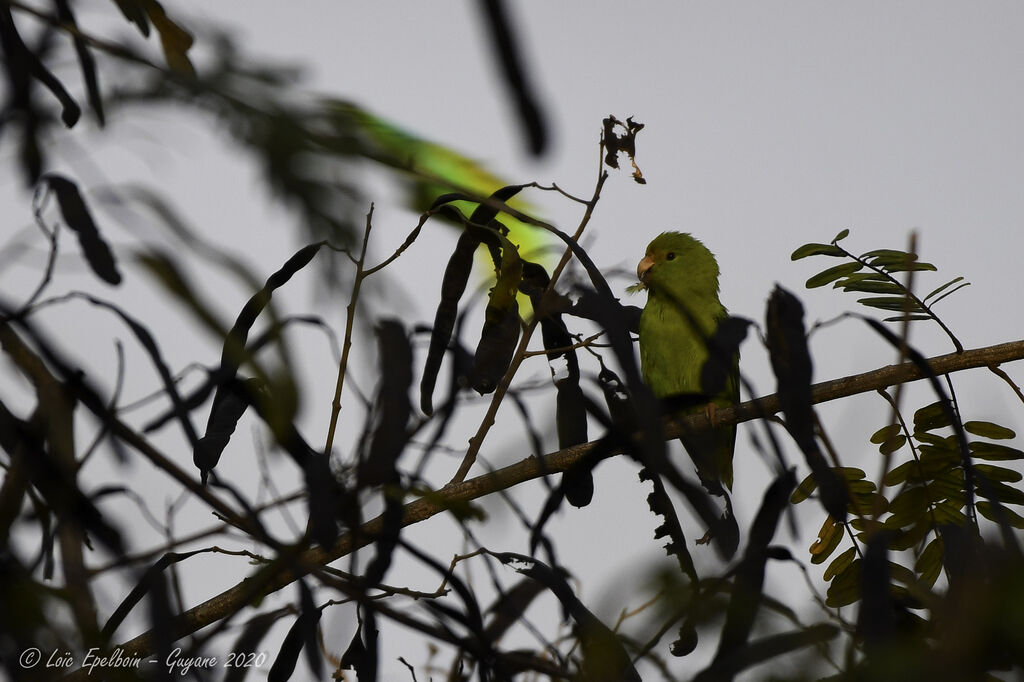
1,4,1024,682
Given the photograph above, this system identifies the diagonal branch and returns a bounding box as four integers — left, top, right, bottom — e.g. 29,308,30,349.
64,338,1024,676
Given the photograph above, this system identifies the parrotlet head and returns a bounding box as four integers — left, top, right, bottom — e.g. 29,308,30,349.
637,231,721,299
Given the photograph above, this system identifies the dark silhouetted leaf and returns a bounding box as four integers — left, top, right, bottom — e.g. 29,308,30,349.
766,286,847,520
695,624,839,682
421,228,478,414
602,115,646,184
858,532,895,649
53,0,104,125
597,366,634,433
193,377,263,481
112,0,151,35
268,582,322,682
196,242,323,479
494,552,641,682
477,0,548,155
360,320,412,487
483,578,547,642
101,549,203,640
470,232,523,394
224,609,291,682
421,186,524,412
0,8,80,131
43,174,121,284
701,316,750,397
643,467,697,583
339,621,367,674
706,470,796,677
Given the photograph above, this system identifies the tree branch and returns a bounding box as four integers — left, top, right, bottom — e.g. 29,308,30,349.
67,338,1024,675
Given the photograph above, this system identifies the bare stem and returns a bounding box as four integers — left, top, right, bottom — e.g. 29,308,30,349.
325,205,374,455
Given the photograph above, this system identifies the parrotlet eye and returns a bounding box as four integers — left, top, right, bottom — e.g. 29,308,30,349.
666,252,676,261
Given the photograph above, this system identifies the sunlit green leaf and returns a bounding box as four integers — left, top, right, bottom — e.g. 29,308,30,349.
806,262,863,289
823,547,856,582
879,435,906,456
870,424,901,445
964,421,1016,440
837,467,868,480
838,279,903,295
928,471,966,502
847,479,877,495
825,559,862,608
977,480,1024,506
970,442,1024,462
914,538,943,588
915,431,953,447
928,281,971,306
790,473,817,504
856,296,922,313
977,501,1024,529
931,500,967,525
883,460,919,487
850,492,887,516
923,276,964,303
810,516,845,565
791,242,846,260
974,464,1023,484
886,519,931,551
861,248,913,261
919,445,960,475
886,487,929,528
885,261,937,273
913,401,952,432
883,314,933,323
888,561,917,586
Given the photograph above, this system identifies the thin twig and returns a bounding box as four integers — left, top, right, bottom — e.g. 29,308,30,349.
989,364,1024,406
325,204,374,455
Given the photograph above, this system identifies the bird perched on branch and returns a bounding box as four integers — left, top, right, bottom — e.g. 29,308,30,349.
637,231,738,505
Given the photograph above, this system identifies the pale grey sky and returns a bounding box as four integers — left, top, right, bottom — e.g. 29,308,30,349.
3,2,1023,679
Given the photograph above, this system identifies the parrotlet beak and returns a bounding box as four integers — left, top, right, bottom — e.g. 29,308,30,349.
637,255,655,284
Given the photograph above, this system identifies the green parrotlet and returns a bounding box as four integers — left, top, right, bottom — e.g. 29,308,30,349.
637,231,738,497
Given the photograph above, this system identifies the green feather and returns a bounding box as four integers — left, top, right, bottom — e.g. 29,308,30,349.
637,232,738,492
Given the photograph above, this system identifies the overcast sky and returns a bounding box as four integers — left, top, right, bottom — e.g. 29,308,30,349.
3,2,1024,679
